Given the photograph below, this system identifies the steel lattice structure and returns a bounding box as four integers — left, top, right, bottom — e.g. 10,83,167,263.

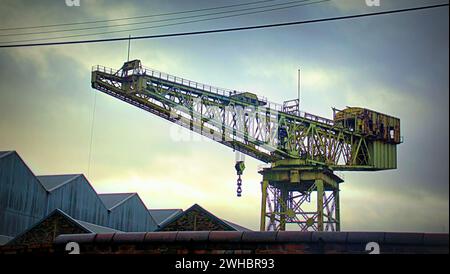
263,179,339,231
91,60,401,232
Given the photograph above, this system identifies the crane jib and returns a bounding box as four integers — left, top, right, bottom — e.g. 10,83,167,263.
91,60,401,172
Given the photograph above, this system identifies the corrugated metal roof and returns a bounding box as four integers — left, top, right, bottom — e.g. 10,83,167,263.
7,209,122,245
37,174,80,192
55,209,122,234
1,151,155,234
75,220,121,233
0,151,14,159
148,209,183,225
53,209,123,234
6,209,89,245
0,150,48,237
98,193,136,210
157,204,250,231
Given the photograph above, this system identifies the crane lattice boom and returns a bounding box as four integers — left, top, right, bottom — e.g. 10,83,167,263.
91,60,400,171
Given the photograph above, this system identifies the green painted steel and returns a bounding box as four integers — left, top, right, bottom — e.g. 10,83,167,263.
91,60,401,172
371,141,397,169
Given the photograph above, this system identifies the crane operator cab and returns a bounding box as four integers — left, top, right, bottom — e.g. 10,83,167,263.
333,107,401,169
333,107,401,144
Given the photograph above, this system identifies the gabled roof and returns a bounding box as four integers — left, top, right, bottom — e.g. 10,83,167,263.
0,150,48,199
98,193,136,210
76,220,120,234
157,204,250,231
0,150,155,234
37,174,81,192
0,151,14,159
222,219,251,232
40,209,122,233
148,209,183,225
7,209,122,245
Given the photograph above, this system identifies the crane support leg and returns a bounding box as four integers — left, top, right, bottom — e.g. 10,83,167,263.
316,179,324,231
259,160,343,231
260,180,268,231
334,188,341,231
280,187,289,231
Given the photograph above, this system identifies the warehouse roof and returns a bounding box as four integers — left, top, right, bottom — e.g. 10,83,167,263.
42,209,120,234
37,174,81,192
158,204,250,231
6,209,122,246
0,151,14,159
76,219,121,234
1,150,250,236
148,209,183,225
99,193,136,210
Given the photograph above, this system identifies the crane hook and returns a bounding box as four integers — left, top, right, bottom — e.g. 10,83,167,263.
235,160,245,197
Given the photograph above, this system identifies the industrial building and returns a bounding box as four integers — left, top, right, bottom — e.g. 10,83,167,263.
156,204,250,232
148,208,183,227
0,150,249,247
8,209,121,246
0,151,447,254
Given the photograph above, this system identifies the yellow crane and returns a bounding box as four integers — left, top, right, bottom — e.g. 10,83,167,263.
91,59,401,231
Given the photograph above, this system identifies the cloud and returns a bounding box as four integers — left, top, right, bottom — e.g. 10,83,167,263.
342,184,449,232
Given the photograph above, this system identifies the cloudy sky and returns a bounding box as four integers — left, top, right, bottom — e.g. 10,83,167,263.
0,0,448,232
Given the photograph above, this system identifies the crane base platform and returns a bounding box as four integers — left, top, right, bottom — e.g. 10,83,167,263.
259,160,343,232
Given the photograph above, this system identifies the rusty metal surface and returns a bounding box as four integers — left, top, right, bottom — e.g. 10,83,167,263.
54,231,449,251
54,231,450,245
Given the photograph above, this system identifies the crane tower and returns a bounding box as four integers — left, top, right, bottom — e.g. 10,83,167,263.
91,60,401,232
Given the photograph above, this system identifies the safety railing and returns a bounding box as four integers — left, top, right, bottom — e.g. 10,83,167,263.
92,65,334,126
143,65,236,98
92,65,115,75
303,112,334,126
